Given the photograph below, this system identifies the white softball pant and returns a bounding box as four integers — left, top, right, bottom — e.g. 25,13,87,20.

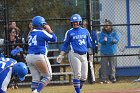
68,51,88,81
26,54,52,82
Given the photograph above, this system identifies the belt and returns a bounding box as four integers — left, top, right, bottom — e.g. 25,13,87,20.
28,53,44,55
74,51,86,55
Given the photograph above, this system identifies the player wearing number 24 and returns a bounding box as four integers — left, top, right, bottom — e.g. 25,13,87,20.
57,14,92,93
26,16,57,93
0,48,28,93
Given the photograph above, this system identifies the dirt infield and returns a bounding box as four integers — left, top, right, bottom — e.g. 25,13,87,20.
85,88,140,93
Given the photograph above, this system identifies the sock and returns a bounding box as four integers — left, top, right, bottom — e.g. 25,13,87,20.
37,76,50,92
37,82,45,92
73,79,80,93
80,80,85,89
31,82,39,91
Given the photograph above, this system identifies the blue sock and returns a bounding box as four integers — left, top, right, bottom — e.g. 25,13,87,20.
37,76,49,92
37,82,45,92
73,79,80,93
31,82,39,91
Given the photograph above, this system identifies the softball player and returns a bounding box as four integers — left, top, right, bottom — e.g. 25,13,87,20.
57,14,92,93
26,16,57,93
0,57,28,93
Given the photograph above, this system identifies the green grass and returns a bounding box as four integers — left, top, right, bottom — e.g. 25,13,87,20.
7,82,140,93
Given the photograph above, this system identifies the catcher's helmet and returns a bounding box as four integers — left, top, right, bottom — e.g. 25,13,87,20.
32,16,47,27
70,14,82,24
12,62,28,81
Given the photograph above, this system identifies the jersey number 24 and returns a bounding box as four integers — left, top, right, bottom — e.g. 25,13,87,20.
28,35,37,46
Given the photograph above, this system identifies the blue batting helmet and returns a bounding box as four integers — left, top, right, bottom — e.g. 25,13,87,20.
70,14,82,24
12,62,28,81
32,16,47,27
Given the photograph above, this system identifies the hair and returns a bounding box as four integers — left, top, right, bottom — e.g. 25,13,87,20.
102,19,113,32
104,19,112,25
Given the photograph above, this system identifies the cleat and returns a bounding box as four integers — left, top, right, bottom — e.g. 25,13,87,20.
32,89,39,93
100,81,110,84
133,78,140,82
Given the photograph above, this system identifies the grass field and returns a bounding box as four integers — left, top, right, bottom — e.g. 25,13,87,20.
7,82,140,93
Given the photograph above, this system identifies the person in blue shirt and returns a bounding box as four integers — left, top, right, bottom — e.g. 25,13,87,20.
91,31,98,55
57,14,92,93
0,49,28,93
83,20,98,84
99,19,119,84
26,16,57,93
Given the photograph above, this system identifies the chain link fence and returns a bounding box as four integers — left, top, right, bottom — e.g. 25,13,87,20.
93,0,140,82
0,0,140,87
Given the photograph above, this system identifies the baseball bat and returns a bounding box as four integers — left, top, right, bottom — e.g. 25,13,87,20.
88,61,95,83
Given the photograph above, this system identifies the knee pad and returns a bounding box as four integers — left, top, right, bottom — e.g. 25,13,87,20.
41,74,51,85
81,76,87,81
73,74,81,80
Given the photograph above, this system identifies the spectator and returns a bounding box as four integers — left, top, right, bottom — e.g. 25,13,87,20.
4,28,25,89
83,19,98,55
83,19,98,84
24,22,33,52
99,19,119,84
57,14,92,93
5,28,25,62
24,22,33,43
8,21,22,43
8,21,17,30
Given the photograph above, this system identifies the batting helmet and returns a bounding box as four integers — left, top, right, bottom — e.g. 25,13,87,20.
32,16,47,27
70,14,82,24
12,62,28,81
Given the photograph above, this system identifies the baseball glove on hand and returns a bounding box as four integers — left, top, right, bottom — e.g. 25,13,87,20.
56,55,64,63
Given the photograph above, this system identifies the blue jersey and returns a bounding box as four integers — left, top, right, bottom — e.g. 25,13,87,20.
0,57,17,93
28,29,57,55
91,30,98,54
61,27,92,55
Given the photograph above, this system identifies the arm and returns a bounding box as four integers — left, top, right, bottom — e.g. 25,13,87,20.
61,31,70,52
57,30,70,63
112,31,119,44
43,25,57,42
99,32,106,45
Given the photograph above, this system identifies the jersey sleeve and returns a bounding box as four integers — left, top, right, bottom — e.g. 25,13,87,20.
42,30,57,42
61,30,70,52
